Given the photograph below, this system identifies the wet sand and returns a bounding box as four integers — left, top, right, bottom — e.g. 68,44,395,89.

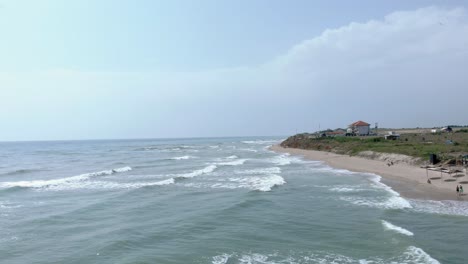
271,145,467,201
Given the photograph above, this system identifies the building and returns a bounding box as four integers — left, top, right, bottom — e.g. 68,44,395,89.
349,121,370,136
385,131,400,140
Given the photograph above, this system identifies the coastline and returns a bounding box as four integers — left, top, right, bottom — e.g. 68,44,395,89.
271,145,467,201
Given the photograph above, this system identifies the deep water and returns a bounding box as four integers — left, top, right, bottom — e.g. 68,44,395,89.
0,137,467,263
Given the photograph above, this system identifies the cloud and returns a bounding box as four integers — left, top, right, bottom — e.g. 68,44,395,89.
1,6,468,140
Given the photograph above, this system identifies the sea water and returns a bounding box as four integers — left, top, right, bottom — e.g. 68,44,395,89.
0,137,467,263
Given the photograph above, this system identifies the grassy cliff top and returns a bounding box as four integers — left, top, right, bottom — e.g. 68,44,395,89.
281,130,468,162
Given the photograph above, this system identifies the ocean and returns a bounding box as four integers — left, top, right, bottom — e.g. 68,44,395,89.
0,137,467,263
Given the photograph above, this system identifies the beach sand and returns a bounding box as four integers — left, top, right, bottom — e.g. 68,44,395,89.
271,145,467,201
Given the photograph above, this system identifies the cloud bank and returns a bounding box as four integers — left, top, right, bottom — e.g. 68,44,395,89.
1,6,468,140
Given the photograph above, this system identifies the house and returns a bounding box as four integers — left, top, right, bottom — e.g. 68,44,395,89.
348,121,370,136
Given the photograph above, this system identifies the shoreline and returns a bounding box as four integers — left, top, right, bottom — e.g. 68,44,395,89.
271,145,467,201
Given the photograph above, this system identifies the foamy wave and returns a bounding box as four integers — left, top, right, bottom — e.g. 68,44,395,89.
367,174,402,197
382,220,414,236
242,140,280,145
340,195,412,210
0,166,132,189
315,166,356,175
175,165,217,179
45,178,175,191
211,246,440,264
216,159,248,166
401,246,440,264
170,156,194,160
268,153,307,166
228,175,285,192
236,167,282,175
330,187,361,193
211,253,231,264
270,154,292,166
112,166,132,173
226,155,238,159
409,199,468,217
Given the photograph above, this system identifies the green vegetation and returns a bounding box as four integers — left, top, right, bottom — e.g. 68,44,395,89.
281,132,468,161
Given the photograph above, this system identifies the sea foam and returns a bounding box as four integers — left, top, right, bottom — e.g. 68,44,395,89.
0,166,132,189
210,246,440,264
236,167,282,175
382,220,414,236
175,165,217,179
170,156,194,160
216,159,248,166
228,174,286,192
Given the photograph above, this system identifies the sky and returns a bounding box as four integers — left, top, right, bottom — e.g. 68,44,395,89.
1,0,468,141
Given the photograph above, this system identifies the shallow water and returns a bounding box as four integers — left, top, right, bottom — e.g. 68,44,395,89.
0,137,467,263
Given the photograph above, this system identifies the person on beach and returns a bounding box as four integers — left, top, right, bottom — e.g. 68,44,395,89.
456,185,460,196
460,185,464,195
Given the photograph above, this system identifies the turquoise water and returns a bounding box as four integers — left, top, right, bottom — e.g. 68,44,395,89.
0,137,467,263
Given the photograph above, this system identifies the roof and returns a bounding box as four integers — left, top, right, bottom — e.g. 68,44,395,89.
350,120,370,127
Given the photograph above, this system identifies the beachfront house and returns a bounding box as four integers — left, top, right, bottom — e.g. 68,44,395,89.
349,121,370,136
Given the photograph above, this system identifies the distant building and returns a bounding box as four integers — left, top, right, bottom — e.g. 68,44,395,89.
441,126,453,133
348,121,370,136
385,131,400,140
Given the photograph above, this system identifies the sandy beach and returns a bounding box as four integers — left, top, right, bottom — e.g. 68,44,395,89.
271,145,467,201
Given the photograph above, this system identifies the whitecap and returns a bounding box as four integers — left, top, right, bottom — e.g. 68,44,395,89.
228,174,286,192
381,220,414,236
170,156,194,160
45,178,175,191
236,167,282,175
269,154,292,166
339,195,412,210
216,159,248,166
211,253,231,264
209,247,440,264
329,187,360,193
0,166,132,189
175,165,217,179
409,199,468,217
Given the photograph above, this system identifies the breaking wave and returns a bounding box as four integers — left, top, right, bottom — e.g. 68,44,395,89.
170,156,195,160
210,246,440,264
216,159,248,166
382,220,414,236
228,174,285,192
236,167,282,175
0,166,132,189
175,165,217,179
45,178,175,191
408,199,468,217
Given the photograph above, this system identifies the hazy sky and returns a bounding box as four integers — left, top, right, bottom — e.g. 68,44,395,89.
1,0,468,141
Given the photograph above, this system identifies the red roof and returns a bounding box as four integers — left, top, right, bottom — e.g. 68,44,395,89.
350,120,370,126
